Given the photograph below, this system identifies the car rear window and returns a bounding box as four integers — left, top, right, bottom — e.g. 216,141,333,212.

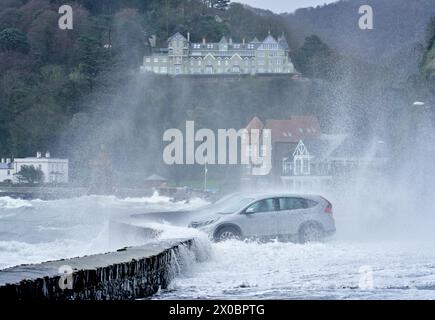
279,197,318,210
304,199,318,208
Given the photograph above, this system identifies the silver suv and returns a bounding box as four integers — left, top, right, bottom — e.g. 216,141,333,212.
189,193,336,243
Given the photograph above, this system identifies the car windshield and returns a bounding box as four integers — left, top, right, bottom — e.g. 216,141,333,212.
214,197,254,214
199,194,254,214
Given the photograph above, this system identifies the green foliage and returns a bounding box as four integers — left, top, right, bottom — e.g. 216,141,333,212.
14,165,44,184
0,28,29,53
0,0,298,161
422,18,435,86
292,35,336,80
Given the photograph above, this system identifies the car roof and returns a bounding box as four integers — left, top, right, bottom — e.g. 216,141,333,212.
227,192,323,201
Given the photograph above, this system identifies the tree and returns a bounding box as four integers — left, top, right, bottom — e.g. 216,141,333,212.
77,35,108,91
292,35,335,79
422,18,435,86
14,165,44,184
0,28,29,54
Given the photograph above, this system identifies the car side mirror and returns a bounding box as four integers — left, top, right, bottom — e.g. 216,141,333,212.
245,207,255,214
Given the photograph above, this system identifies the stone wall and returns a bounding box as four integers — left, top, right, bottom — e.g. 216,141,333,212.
0,239,194,300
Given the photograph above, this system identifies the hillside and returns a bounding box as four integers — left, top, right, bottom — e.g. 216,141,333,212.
0,0,294,158
422,18,435,91
285,0,435,81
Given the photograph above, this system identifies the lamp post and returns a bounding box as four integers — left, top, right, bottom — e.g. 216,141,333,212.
412,101,433,150
411,100,434,211
204,155,208,192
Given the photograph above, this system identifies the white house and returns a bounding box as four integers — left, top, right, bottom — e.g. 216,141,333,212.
0,152,69,184
281,140,334,191
0,159,13,183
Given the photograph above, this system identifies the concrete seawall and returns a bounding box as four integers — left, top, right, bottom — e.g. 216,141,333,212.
0,239,195,300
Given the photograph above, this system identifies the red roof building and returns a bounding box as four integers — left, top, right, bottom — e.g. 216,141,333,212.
265,116,321,143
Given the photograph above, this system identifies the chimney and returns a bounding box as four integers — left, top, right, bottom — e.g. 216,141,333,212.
36,151,42,158
243,38,245,45
229,37,233,45
202,37,206,45
45,152,50,158
187,32,190,42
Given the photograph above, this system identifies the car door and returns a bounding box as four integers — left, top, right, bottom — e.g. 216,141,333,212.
276,197,308,236
234,198,280,237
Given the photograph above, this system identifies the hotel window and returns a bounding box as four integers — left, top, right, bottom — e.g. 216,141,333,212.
207,44,213,49
193,44,200,49
154,57,158,63
225,60,229,66
198,60,202,66
145,57,151,63
233,44,240,49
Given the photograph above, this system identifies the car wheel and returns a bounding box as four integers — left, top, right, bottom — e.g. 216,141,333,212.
299,223,324,244
214,226,241,242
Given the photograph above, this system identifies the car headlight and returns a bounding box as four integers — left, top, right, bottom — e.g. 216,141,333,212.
189,217,220,228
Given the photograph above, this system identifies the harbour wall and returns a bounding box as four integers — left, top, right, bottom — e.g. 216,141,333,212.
0,239,196,300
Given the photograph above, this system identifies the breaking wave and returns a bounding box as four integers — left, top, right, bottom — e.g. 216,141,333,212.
0,197,33,209
0,192,210,270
